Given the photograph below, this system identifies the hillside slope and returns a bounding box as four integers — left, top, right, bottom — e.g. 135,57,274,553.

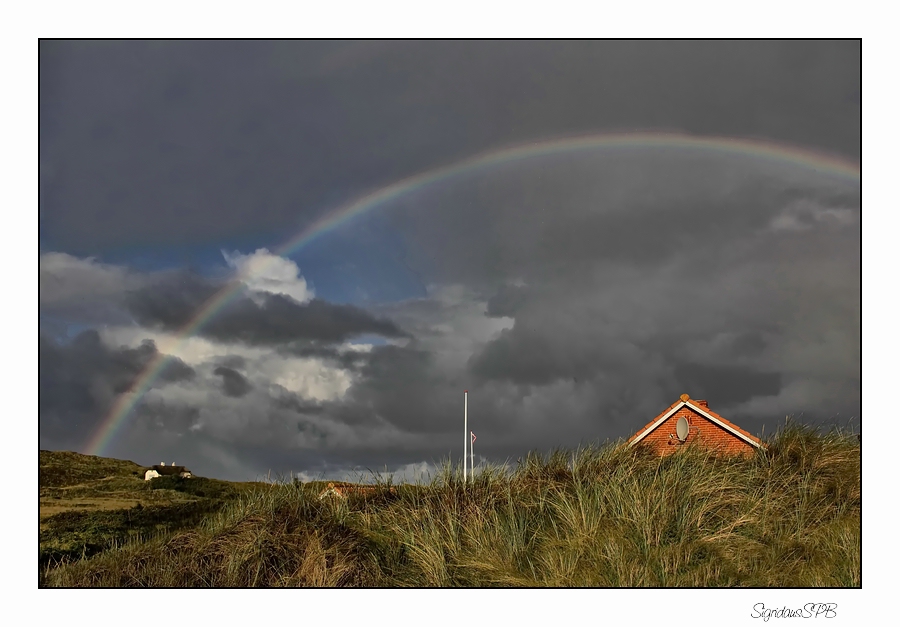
42,423,861,587
39,450,252,580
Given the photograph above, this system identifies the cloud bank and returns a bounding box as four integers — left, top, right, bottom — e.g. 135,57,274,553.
39,151,858,482
39,42,859,481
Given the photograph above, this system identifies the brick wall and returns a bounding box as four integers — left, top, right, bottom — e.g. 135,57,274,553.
634,405,757,457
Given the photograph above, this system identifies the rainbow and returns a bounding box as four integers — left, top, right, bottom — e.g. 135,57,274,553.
84,131,860,455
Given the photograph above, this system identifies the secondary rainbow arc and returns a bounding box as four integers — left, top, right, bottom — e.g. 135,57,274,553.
84,131,860,456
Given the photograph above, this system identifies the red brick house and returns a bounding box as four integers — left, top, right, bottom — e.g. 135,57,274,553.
627,394,764,456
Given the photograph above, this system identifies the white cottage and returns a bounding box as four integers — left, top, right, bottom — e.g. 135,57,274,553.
144,463,192,480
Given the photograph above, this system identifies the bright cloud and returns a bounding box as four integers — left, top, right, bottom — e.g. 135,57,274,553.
222,248,314,304
98,326,354,402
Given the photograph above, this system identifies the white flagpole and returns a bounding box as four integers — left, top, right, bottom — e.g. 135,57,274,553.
464,390,468,484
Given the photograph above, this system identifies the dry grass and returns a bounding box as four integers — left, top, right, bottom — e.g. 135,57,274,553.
43,421,860,587
38,452,258,580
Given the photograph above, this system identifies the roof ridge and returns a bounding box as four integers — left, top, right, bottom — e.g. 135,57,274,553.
686,401,763,445
628,394,763,449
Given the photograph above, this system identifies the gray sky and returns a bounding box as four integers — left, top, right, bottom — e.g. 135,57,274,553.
39,40,860,482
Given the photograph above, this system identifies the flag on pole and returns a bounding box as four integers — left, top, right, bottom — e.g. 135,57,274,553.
470,431,476,481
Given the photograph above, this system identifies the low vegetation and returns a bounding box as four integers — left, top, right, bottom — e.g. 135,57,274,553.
41,421,860,587
39,450,265,583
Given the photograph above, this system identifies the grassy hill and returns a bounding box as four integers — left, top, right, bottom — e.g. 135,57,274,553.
39,450,264,583
40,422,860,587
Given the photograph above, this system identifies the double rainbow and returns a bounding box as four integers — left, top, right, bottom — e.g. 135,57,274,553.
84,132,860,456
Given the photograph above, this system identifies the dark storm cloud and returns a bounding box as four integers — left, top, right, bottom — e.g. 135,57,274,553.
213,366,253,398
276,341,371,371
123,271,220,328
215,354,246,370
387,153,859,290
39,252,143,326
271,391,325,416
378,153,860,437
39,330,195,446
40,40,859,255
469,327,586,387
133,401,201,439
124,271,407,345
40,156,859,480
295,420,328,444
327,342,462,435
485,284,529,318
672,363,782,407
212,295,407,344
38,41,860,481
472,278,794,395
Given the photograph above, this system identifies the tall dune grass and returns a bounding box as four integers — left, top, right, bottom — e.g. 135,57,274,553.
44,421,860,587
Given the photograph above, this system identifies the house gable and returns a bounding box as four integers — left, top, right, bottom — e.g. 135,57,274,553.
627,394,763,455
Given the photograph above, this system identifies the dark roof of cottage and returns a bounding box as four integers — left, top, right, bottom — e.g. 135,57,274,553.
627,394,764,449
149,465,190,475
